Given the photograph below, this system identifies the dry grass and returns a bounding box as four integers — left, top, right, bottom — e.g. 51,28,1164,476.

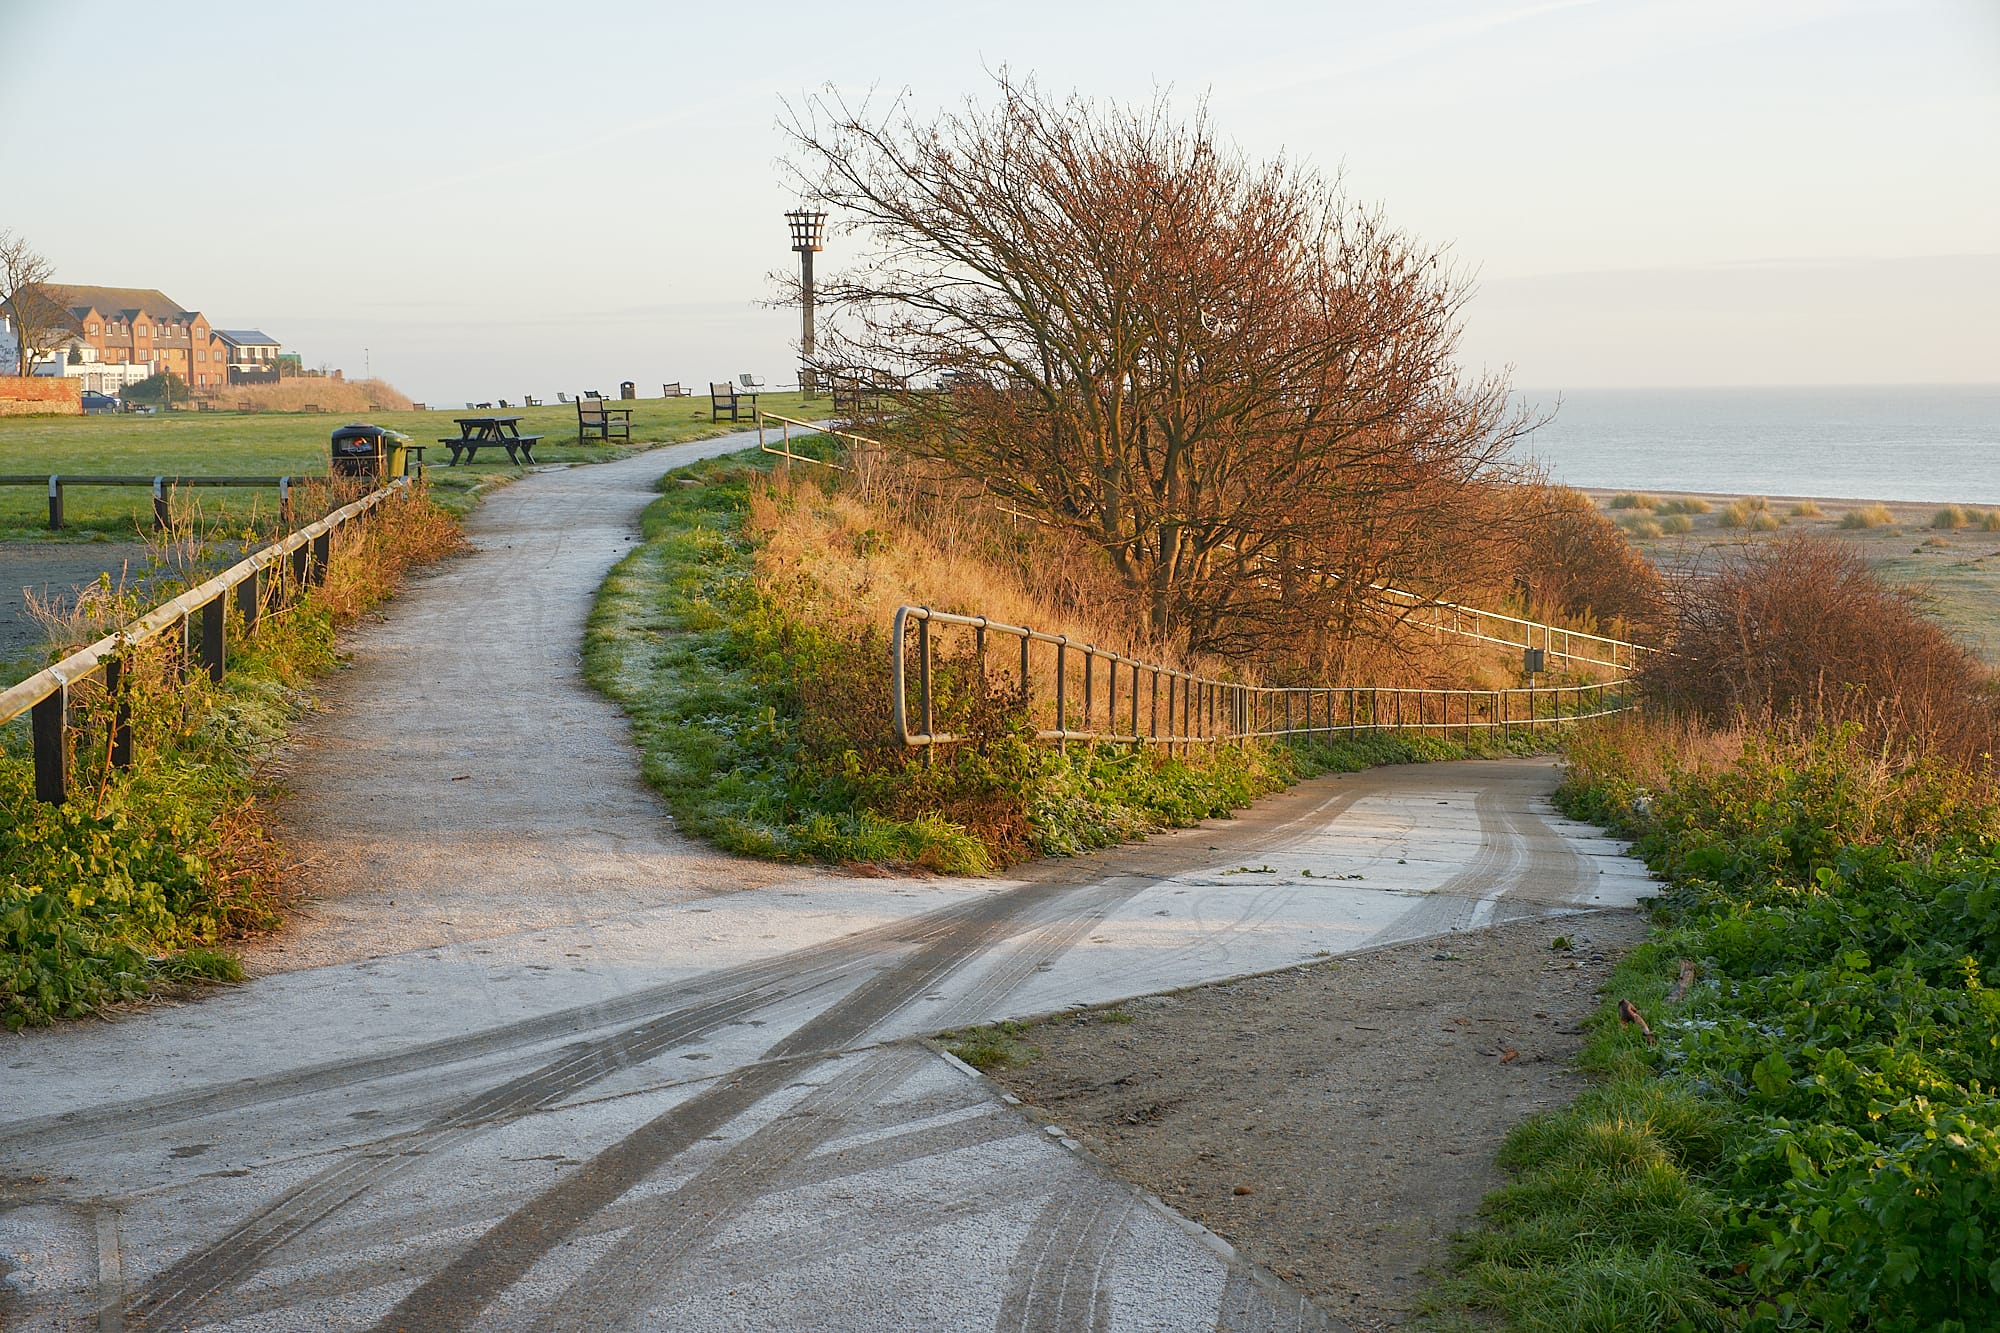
202,378,413,414
745,452,1566,694
1658,513,1694,535
1788,499,1823,518
1658,497,1712,516
1717,496,1771,529
1839,502,1896,530
1609,493,1658,511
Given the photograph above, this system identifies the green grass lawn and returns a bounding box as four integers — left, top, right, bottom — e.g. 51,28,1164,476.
0,392,818,538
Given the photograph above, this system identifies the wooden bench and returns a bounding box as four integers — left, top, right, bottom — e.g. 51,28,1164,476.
576,397,633,442
661,381,689,397
710,381,758,422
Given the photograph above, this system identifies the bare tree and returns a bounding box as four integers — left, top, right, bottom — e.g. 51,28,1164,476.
0,229,73,378
781,75,1536,668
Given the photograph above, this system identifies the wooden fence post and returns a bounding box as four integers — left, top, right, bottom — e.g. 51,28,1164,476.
31,683,67,805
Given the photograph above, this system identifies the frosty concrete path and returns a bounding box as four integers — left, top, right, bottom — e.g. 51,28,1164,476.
0,435,1654,1331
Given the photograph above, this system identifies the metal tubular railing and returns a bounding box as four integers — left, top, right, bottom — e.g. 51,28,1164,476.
0,474,303,531
756,414,1652,672
0,478,411,804
756,413,856,471
890,605,1633,752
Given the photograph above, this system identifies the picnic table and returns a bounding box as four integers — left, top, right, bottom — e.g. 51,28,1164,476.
439,415,542,465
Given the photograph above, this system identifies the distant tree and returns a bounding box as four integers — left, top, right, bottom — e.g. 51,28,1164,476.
124,371,188,405
781,75,1535,667
0,229,73,377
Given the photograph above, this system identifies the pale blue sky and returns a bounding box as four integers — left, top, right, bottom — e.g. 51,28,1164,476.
3,0,1994,402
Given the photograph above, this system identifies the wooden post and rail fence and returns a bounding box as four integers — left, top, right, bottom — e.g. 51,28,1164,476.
0,478,409,805
0,475,305,531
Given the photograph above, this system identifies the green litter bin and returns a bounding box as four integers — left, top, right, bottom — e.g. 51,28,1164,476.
330,423,413,479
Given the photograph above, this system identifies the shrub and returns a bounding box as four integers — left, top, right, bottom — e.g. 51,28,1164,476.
1717,496,1769,529
1982,509,2000,533
1659,513,1694,534
1644,536,1999,762
1659,497,1712,516
1787,499,1822,518
1610,493,1657,511
1512,485,1669,642
1928,500,1976,528
1622,516,1664,538
1838,502,1894,529
1747,511,1781,533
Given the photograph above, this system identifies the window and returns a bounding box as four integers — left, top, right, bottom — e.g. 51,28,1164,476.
197,350,205,362
86,323,98,335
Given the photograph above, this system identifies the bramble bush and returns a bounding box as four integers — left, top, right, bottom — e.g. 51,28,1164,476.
1452,723,2000,1330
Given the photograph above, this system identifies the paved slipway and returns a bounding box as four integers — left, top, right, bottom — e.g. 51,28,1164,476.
0,433,1656,1332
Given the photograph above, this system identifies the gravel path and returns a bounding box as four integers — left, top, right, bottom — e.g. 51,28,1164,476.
247,434,809,972
0,437,1659,1330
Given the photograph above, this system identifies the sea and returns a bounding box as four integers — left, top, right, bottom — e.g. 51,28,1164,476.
1515,385,2000,506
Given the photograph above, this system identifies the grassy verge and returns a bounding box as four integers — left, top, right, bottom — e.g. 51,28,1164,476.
0,483,462,1028
1430,722,2000,1332
585,447,1558,877
0,391,815,536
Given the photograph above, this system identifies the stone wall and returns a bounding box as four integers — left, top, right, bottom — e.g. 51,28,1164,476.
0,377,81,416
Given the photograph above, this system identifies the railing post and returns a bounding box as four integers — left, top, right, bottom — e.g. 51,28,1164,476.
918,612,934,755
279,476,293,527
1019,629,1031,707
1131,661,1141,740
47,475,62,530
106,651,132,770
1082,646,1094,734
31,681,67,805
1149,668,1159,741
153,477,169,530
1054,637,1067,752
289,541,309,597
1107,652,1118,739
237,569,261,633
199,596,226,683
309,531,331,586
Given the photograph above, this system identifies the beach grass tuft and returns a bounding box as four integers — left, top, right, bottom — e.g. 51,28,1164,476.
1787,499,1822,518
1839,502,1895,530
1609,493,1657,511
1656,497,1711,516
1658,513,1694,534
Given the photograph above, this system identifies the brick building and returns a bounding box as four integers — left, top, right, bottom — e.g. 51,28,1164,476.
58,286,282,392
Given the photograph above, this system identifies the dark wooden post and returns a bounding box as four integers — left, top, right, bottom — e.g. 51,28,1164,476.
309,531,331,586
31,683,67,804
199,596,226,683
1149,668,1159,741
1082,647,1094,733
105,654,132,771
153,477,169,530
290,543,310,598
1019,630,1031,706
47,476,62,530
236,569,261,634
1107,652,1119,738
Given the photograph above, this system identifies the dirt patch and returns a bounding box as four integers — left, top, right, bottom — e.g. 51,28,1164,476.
985,908,1650,1331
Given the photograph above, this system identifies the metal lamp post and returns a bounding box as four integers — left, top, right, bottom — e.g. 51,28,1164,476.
785,207,827,395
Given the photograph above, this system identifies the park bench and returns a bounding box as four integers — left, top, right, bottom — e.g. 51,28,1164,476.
710,381,757,421
661,381,689,397
576,396,633,442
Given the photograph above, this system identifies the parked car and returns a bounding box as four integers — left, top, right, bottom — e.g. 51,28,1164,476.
81,391,120,414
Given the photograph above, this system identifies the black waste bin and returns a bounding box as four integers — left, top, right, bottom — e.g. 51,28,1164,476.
620,381,636,400
330,423,412,479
